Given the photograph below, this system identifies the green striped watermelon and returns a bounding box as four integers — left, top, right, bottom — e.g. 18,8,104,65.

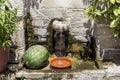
23,45,49,69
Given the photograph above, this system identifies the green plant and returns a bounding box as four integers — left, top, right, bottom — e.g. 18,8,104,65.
84,0,120,37
0,0,17,48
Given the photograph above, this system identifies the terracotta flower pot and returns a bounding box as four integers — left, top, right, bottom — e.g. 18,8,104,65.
0,46,10,73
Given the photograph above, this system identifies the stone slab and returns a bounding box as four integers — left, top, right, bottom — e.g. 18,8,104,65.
10,0,24,17
96,38,120,50
94,26,114,38
102,49,120,64
32,19,49,27
31,0,89,9
15,70,105,80
15,68,120,80
33,28,47,36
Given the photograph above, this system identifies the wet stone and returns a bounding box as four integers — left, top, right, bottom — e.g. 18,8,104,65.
102,49,120,65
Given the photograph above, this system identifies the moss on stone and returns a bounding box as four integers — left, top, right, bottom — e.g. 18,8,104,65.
78,61,96,70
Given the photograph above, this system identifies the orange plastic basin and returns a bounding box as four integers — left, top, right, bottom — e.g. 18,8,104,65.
50,57,72,68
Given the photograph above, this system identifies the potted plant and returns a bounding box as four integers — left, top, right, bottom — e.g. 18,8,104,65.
0,0,17,73
84,0,120,37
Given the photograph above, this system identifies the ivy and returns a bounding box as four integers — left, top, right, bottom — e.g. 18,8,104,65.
84,0,120,37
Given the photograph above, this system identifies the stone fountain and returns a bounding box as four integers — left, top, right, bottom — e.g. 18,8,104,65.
52,18,70,57
49,18,72,69
1,0,120,79
46,18,96,69
13,18,101,80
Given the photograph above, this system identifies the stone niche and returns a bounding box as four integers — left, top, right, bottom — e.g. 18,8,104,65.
9,0,120,64
26,0,90,47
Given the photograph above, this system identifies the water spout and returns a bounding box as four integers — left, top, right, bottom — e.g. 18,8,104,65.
52,18,70,57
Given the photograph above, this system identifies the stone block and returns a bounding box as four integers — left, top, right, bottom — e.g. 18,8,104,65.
15,70,105,80
44,8,65,18
30,8,65,19
10,0,24,17
32,19,49,27
11,29,25,48
107,76,120,80
94,26,114,38
67,10,89,26
30,8,50,19
96,38,120,49
67,10,87,18
33,28,47,36
70,26,89,36
35,0,89,9
15,46,25,61
17,19,25,30
102,49,120,64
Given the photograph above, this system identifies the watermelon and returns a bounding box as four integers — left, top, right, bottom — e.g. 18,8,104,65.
23,45,49,69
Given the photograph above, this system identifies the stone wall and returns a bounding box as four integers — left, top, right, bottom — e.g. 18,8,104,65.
94,22,120,63
9,0,26,62
9,0,120,62
27,0,90,47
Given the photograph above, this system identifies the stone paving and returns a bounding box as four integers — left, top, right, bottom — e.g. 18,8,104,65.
14,66,120,80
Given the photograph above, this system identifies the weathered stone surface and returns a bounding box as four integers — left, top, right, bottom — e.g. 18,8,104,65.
9,0,120,63
96,38,120,50
34,28,47,36
15,46,25,61
28,0,91,45
105,66,120,80
38,8,64,18
67,10,88,19
30,8,55,19
10,0,25,62
10,0,24,17
11,30,25,47
94,24,120,60
30,9,90,43
0,73,16,80
74,35,88,42
10,27,25,62
31,0,89,9
94,26,114,38
16,19,25,30
102,49,120,64
14,68,120,80
71,27,89,36
32,19,49,27
15,70,105,80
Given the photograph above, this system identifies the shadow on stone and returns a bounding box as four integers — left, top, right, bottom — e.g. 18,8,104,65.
23,60,49,70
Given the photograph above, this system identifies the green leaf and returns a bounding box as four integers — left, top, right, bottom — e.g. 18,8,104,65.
95,10,101,16
0,0,18,48
113,8,120,16
84,9,89,15
113,32,119,37
110,18,119,28
110,0,116,4
116,0,120,3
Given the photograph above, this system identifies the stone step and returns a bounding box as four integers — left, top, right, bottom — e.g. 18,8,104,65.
15,67,120,80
